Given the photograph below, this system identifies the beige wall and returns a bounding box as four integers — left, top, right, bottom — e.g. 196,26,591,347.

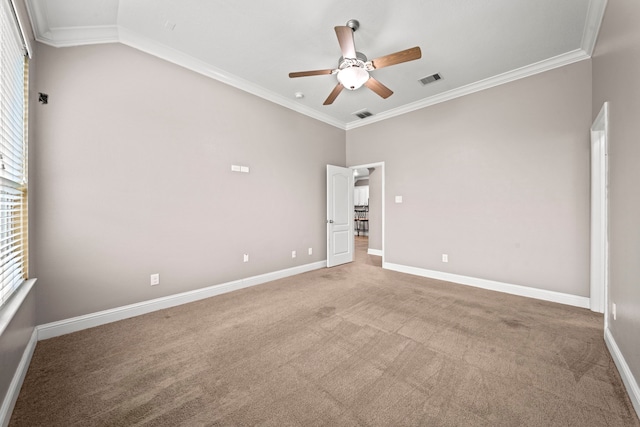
347,60,592,296
592,0,640,388
32,42,345,324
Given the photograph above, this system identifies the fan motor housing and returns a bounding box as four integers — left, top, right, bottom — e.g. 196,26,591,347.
338,51,368,66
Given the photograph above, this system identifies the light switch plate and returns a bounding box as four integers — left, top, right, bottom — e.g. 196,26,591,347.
395,196,403,203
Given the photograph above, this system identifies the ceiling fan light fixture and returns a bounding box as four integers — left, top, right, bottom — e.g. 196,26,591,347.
288,21,421,105
337,66,369,90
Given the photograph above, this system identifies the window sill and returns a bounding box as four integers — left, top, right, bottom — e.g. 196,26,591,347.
0,279,37,337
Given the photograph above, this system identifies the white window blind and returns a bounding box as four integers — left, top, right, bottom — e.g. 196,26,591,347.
0,0,28,307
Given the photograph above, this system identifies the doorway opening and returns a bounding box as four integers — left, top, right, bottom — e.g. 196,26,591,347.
350,162,385,267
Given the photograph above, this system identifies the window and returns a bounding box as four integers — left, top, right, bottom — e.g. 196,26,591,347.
0,0,29,307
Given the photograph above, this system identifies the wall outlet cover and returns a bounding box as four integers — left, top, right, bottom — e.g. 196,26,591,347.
150,273,160,286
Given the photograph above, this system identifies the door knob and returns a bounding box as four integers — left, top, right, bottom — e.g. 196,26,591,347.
327,220,334,223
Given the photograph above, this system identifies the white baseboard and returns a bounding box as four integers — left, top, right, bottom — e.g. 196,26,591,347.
0,328,37,427
241,261,325,287
605,327,640,419
37,260,327,340
383,262,590,309
367,249,382,257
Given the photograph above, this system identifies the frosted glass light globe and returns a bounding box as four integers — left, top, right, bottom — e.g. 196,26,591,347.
337,66,370,90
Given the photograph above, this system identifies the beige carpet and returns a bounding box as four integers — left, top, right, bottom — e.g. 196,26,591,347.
10,237,640,426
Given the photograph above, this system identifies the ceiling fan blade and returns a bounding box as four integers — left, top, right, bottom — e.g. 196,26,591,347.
335,26,357,59
288,69,334,78
370,46,422,69
364,77,393,99
323,83,344,105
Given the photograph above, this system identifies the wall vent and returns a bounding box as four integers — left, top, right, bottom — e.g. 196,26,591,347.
353,110,373,119
419,73,442,86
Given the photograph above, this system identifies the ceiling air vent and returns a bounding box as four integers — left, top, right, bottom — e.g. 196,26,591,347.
353,109,373,119
419,73,442,86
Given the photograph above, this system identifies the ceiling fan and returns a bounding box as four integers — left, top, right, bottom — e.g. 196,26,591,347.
289,19,422,105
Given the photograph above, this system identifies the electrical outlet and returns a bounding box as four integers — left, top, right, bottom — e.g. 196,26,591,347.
150,273,160,286
442,254,448,263
612,303,617,320
292,250,297,258
308,247,313,255
243,254,249,263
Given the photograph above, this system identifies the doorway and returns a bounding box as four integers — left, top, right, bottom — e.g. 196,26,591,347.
350,162,385,266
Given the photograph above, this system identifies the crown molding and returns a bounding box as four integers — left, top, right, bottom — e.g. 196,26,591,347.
36,25,119,47
25,0,605,131
345,49,590,130
25,0,119,47
117,27,346,130
25,0,346,129
581,0,608,56
24,0,47,42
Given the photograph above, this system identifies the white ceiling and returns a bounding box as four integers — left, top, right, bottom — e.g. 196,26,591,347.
25,0,606,130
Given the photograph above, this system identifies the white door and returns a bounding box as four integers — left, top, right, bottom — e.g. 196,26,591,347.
327,165,354,267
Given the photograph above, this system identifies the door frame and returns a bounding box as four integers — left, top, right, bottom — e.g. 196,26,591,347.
590,102,609,319
349,162,385,264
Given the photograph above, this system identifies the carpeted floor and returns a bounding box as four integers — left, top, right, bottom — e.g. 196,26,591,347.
10,237,640,426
